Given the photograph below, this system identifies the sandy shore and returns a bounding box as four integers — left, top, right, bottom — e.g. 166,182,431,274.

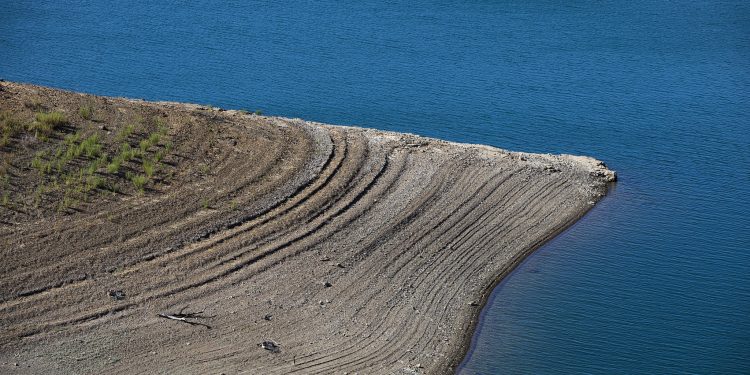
0,82,615,374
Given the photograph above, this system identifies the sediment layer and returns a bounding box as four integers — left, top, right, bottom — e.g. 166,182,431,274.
0,82,614,374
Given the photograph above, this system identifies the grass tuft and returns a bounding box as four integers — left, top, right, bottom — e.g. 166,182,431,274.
142,159,155,178
29,111,68,139
130,174,147,192
78,105,93,120
0,111,26,147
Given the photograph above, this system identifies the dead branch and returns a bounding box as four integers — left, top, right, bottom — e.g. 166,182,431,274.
157,306,213,329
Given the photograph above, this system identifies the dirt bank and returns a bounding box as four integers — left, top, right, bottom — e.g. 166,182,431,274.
0,81,615,374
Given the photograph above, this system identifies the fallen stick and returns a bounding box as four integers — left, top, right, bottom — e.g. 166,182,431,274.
157,306,213,329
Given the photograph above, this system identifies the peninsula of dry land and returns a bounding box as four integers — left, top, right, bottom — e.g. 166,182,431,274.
0,82,614,374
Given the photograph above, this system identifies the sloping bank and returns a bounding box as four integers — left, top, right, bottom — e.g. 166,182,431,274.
0,82,615,374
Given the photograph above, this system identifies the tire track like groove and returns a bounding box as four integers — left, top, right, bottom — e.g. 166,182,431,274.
0,126,298,300
289,168,524,371
380,180,573,371
0,135,400,343
0,127,326,309
108,131,363,292
127,129,345,270
305,175,565,373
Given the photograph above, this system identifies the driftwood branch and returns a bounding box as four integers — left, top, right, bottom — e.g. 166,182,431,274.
157,306,213,329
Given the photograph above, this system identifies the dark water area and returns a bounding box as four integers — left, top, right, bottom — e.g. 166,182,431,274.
2,1,749,373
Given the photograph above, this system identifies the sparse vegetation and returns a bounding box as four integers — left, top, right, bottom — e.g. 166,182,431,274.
142,159,155,178
106,158,122,174
80,134,102,157
29,111,68,139
78,105,93,120
198,163,210,175
115,123,135,142
24,98,44,111
1,191,10,207
1,111,25,147
130,174,147,192
2,101,175,214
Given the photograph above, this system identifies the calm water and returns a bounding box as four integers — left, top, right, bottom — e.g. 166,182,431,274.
2,1,749,373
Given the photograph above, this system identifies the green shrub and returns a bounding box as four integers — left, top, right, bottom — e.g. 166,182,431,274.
79,134,102,157
118,143,138,161
31,154,44,171
85,175,105,192
130,174,147,192
142,159,155,178
30,111,68,139
0,111,25,147
31,151,51,175
115,124,135,142
36,111,67,126
106,159,121,174
139,131,162,152
78,105,93,120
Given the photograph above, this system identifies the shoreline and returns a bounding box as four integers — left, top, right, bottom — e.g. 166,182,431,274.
451,185,614,374
0,81,615,374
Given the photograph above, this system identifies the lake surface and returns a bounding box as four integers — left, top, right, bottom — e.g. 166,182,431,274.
2,1,749,373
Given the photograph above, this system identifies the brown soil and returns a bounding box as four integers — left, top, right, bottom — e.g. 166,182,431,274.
0,81,615,374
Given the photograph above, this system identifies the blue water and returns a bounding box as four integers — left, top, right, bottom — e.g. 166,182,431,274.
2,1,749,373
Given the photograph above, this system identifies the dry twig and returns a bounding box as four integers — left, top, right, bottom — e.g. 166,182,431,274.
157,306,213,329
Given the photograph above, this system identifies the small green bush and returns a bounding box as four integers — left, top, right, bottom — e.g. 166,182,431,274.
78,105,93,120
79,134,102,158
35,111,68,127
85,175,105,192
30,111,68,139
118,143,138,161
0,111,25,146
115,124,135,142
130,174,147,192
106,159,121,174
142,159,155,178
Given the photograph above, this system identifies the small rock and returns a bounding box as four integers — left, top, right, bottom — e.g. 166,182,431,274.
320,256,330,261
334,263,345,268
468,301,479,306
263,314,273,321
107,289,126,301
260,340,280,353
324,281,332,288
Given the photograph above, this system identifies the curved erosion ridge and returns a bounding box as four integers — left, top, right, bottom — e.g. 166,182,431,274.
0,82,615,374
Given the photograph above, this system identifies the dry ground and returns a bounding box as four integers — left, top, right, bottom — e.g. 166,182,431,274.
0,82,615,374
